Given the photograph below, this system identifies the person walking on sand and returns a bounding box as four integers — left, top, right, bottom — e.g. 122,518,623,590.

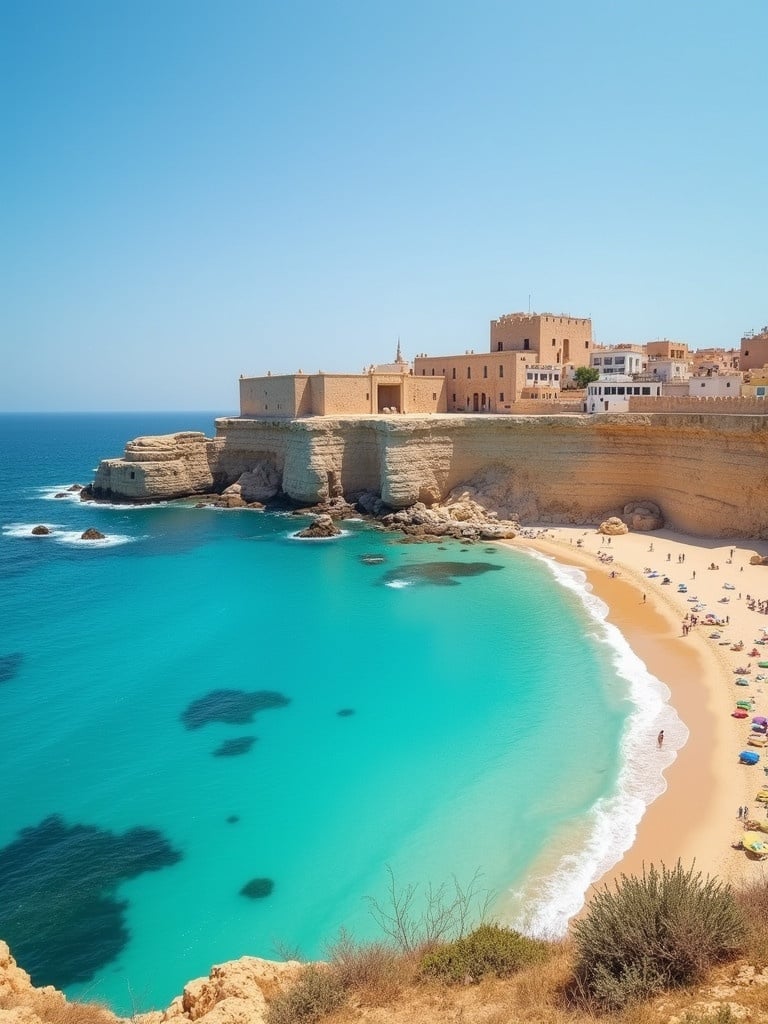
657,730,664,748
738,806,744,819
643,593,647,603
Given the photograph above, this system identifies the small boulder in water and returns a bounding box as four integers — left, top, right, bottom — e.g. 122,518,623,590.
296,514,341,539
81,528,106,541
67,484,83,492
54,492,69,499
31,525,51,536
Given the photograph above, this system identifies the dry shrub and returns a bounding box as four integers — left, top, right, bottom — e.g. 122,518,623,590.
734,870,768,962
0,991,115,1024
571,862,744,1011
266,964,345,1024
325,929,408,1004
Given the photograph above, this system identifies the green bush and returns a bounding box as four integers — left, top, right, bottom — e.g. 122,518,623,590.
266,965,345,1024
419,922,548,983
572,862,744,1010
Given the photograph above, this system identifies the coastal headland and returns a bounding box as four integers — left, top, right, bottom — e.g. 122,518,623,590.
89,413,768,538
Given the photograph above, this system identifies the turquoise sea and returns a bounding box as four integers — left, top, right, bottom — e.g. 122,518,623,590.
0,413,686,1014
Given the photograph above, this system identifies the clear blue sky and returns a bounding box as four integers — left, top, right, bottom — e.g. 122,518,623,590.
2,0,766,411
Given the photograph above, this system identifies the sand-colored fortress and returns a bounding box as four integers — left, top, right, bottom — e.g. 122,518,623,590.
91,309,768,538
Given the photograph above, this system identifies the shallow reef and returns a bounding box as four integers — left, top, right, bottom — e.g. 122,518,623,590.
381,561,503,587
181,689,291,729
0,652,23,684
0,815,182,989
213,736,257,757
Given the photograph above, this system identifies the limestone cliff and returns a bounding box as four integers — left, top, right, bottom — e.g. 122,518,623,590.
90,414,768,538
0,941,302,1024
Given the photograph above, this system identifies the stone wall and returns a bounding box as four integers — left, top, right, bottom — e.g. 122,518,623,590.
91,413,768,537
628,396,768,413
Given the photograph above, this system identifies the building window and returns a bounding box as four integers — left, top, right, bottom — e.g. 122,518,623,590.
431,368,435,376
130,471,135,479
499,392,504,402
497,342,503,352
499,365,504,378
726,382,731,387
552,338,556,346
452,393,456,402
523,339,530,350
432,393,437,401
452,368,456,379
421,369,425,375
467,367,471,379
642,387,650,395
483,366,487,378
366,393,369,400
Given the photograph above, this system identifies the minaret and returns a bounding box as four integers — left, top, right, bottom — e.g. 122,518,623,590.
395,337,404,364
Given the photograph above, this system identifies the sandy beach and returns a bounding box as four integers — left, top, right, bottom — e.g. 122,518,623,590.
508,526,768,893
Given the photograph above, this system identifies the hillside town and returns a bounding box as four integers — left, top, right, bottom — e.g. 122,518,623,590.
239,313,768,418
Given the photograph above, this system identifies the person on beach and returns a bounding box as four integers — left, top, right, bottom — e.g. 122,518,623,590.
738,806,744,819
657,730,664,748
643,593,646,603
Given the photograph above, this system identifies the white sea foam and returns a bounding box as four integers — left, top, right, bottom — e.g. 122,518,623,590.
36,485,82,502
384,579,411,589
2,523,138,547
504,549,688,938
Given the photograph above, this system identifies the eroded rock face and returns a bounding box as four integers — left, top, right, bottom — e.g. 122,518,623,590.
234,463,280,503
0,941,304,1024
80,528,106,541
623,500,664,531
598,516,629,536
160,957,304,1024
92,433,217,502
295,514,341,539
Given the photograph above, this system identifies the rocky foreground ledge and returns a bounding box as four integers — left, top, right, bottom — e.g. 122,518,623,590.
0,940,303,1024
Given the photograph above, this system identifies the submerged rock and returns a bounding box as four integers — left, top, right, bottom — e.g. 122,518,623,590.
213,737,257,758
240,877,274,900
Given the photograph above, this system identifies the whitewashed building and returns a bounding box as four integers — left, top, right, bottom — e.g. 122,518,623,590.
590,347,645,377
688,372,743,398
585,376,663,414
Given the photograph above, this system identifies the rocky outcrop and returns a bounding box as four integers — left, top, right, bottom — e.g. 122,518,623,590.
90,414,768,538
380,494,518,542
0,941,302,1024
92,433,220,502
157,956,304,1024
599,516,629,536
749,554,768,566
80,528,106,541
30,526,50,536
295,514,341,539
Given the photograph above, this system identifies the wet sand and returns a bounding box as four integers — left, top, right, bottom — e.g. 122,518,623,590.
507,527,768,892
